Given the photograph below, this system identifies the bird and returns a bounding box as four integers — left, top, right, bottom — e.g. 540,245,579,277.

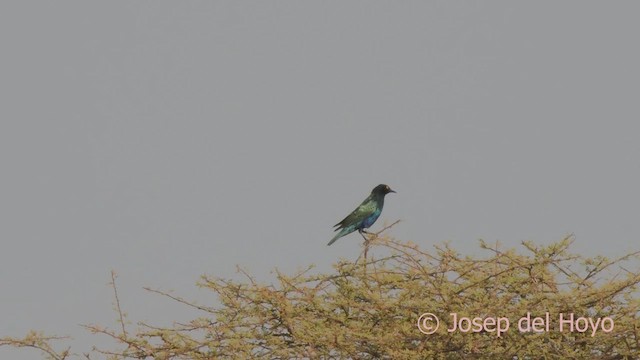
327,184,396,246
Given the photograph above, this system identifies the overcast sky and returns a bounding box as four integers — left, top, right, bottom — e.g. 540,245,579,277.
2,2,640,358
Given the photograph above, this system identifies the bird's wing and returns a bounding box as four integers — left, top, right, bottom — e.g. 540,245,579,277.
334,196,377,230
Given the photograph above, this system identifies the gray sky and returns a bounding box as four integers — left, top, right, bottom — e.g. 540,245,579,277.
2,2,640,358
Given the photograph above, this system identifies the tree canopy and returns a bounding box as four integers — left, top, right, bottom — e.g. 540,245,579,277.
3,231,640,359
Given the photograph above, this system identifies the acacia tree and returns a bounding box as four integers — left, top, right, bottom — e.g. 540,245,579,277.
3,227,640,359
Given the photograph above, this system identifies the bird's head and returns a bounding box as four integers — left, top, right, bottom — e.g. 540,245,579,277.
372,184,396,195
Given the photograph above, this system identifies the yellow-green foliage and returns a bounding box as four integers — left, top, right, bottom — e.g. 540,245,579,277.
3,235,640,359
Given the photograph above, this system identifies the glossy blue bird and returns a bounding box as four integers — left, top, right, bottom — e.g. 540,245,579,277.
328,184,396,246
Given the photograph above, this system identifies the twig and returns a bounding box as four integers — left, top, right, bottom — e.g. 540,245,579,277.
356,219,402,265
110,270,127,337
143,287,216,313
0,332,70,360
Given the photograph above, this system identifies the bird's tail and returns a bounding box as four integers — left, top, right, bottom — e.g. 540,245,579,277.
327,227,351,246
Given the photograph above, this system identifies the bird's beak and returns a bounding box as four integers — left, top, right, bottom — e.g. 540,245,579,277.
389,189,396,193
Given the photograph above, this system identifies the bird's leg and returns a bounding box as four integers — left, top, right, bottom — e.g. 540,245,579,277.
359,230,370,260
358,229,370,243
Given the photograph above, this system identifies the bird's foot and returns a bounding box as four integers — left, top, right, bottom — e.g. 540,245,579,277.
360,229,377,239
358,229,378,247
